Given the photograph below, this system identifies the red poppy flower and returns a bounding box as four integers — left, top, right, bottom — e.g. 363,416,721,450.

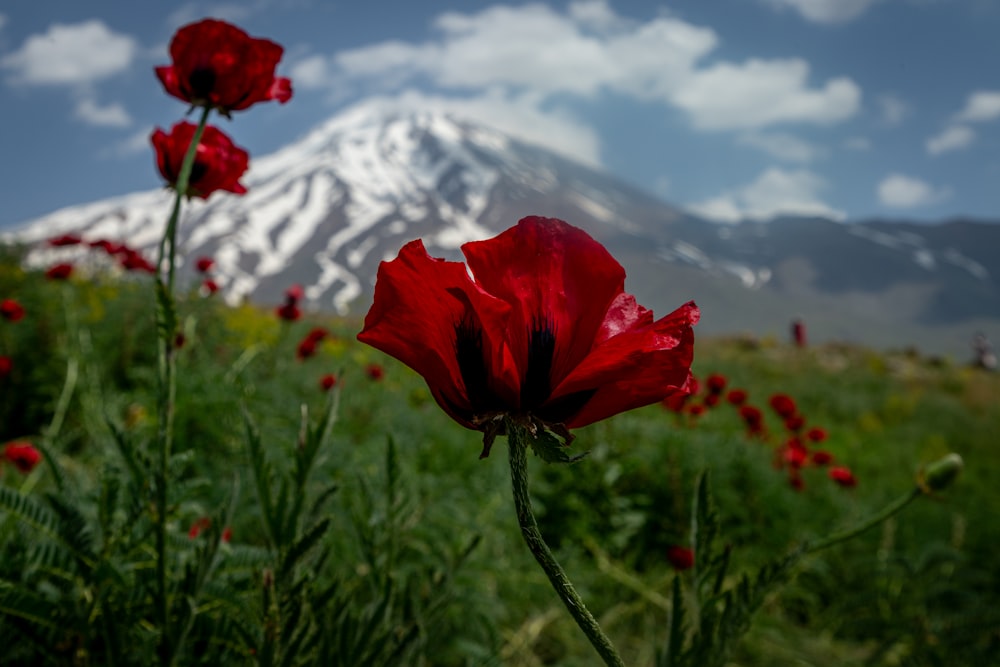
768,393,797,420
784,414,805,433
285,284,304,303
703,393,720,408
320,373,337,391
662,390,690,413
726,388,747,405
829,466,857,488
155,18,293,115
45,263,74,280
152,121,249,199
783,439,808,469
666,545,694,571
687,403,706,417
366,363,385,381
738,405,763,430
48,233,82,247
188,517,212,539
195,256,215,273
811,450,833,466
201,279,219,295
305,326,328,342
1,299,25,322
275,302,301,322
221,526,233,543
357,217,698,454
0,356,11,378
4,442,42,473
296,337,318,360
120,249,157,274
705,373,727,395
806,426,827,442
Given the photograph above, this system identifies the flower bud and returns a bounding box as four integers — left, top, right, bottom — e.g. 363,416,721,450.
921,453,963,493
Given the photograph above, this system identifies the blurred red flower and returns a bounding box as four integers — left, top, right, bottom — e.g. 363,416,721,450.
276,303,301,322
195,256,215,273
188,517,212,539
666,545,694,571
1,299,25,322
357,217,698,453
48,233,82,247
221,527,233,543
703,393,720,408
4,442,42,473
784,414,805,432
768,394,797,420
201,279,219,295
811,450,833,466
738,405,764,434
296,337,318,360
0,356,11,378
120,249,157,274
45,263,74,280
805,427,827,442
285,284,304,302
829,466,857,488
705,373,727,395
687,403,706,417
155,19,292,114
366,363,385,381
725,388,747,405
152,122,249,199
320,373,337,391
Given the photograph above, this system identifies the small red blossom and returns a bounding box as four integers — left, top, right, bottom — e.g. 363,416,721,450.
285,284,304,303
305,326,327,342
726,388,747,405
120,249,157,274
687,403,706,417
788,472,805,492
784,414,805,433
768,394,798,420
174,333,186,350
703,393,720,408
152,122,249,199
357,217,698,455
89,239,123,255
666,545,694,571
48,233,82,247
188,517,212,539
155,19,293,114
662,390,690,413
275,302,301,322
738,405,764,431
806,427,827,442
829,466,857,488
811,450,833,466
221,527,233,543
195,256,215,273
296,337,318,360
320,373,337,391
1,299,25,322
705,373,727,395
201,279,220,295
4,442,42,473
366,363,385,381
45,263,74,280
783,440,808,469
0,356,12,378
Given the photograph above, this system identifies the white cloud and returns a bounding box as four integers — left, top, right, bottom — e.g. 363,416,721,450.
328,3,860,132
688,167,845,222
926,125,974,155
878,94,908,125
844,136,871,151
738,131,824,162
877,173,951,208
762,0,881,24
74,97,132,127
289,55,333,90
955,90,1000,122
1,20,137,86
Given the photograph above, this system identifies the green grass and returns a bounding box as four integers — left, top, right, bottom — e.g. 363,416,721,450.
1,262,998,666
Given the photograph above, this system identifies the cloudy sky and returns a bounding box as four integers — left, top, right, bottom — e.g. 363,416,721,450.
2,0,999,228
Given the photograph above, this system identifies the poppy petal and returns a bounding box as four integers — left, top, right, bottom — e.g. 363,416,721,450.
461,216,626,387
358,240,518,426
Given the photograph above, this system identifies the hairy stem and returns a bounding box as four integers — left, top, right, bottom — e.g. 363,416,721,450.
154,105,211,667
506,423,626,667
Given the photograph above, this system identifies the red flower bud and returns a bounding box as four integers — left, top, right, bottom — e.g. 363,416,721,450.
320,373,337,391
4,442,42,473
1,299,25,322
829,466,857,488
666,545,694,571
705,373,727,395
366,363,384,381
195,256,215,273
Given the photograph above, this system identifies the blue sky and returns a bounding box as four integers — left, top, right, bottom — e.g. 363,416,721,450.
2,0,999,229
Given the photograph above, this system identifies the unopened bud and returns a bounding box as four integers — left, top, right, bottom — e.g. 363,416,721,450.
920,453,963,493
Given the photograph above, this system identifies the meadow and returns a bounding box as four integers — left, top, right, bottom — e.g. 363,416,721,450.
1,249,997,666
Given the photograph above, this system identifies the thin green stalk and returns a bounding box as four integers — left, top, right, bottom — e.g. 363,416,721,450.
805,487,922,554
154,105,211,667
506,424,626,667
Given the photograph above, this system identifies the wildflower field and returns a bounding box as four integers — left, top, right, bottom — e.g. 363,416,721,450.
1,17,998,667
1,250,997,665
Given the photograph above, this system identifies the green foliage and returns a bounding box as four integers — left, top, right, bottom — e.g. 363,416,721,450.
1,258,998,665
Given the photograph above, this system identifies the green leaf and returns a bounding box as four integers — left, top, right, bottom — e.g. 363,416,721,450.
524,427,589,464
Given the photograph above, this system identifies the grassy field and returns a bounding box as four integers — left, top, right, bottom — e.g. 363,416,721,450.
1,257,998,666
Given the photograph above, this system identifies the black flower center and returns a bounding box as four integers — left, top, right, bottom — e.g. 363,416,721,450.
188,67,217,99
521,318,555,410
189,160,207,186
455,318,501,416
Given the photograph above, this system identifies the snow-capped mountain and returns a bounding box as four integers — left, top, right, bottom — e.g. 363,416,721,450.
6,99,1000,357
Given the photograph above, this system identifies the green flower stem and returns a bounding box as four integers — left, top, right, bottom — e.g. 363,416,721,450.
805,486,922,554
154,104,211,667
506,425,626,667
